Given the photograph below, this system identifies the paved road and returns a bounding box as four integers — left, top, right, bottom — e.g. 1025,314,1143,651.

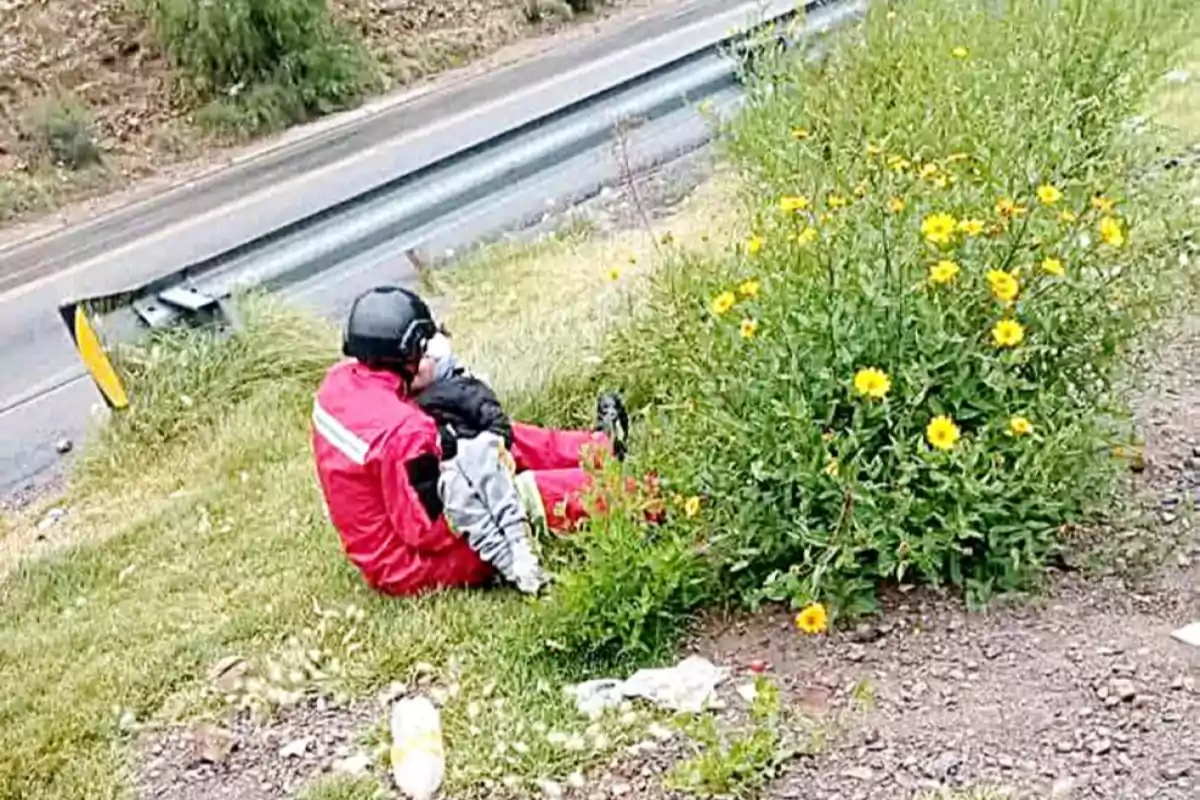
0,0,776,500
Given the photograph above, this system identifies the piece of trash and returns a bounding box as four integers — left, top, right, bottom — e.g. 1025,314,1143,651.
1171,621,1200,648
390,696,445,800
37,507,67,531
1164,69,1191,85
565,655,729,717
736,682,759,704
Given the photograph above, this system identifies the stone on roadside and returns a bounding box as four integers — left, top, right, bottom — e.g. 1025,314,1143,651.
331,753,372,777
1051,776,1076,798
191,723,236,765
279,737,312,759
537,778,564,799
842,766,875,782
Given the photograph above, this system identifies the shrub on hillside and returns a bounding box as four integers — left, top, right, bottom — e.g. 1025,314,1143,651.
138,0,377,136
535,0,1198,636
19,94,102,170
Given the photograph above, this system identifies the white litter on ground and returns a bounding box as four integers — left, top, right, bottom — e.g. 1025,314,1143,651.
1170,621,1200,648
564,655,729,718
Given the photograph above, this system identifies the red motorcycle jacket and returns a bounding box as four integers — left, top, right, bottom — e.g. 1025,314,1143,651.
311,360,492,595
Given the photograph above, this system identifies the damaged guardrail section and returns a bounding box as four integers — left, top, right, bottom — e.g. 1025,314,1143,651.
58,0,863,410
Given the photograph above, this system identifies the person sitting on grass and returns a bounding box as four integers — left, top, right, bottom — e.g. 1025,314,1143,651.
310,285,630,596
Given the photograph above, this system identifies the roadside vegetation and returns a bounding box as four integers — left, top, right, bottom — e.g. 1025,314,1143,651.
2,1,1199,799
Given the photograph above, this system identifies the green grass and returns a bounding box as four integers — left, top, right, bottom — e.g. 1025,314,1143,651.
3,5,1200,800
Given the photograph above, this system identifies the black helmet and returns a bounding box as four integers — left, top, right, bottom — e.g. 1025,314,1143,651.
343,286,437,373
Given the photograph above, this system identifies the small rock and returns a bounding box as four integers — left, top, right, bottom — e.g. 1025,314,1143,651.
842,766,875,781
927,750,961,778
1161,764,1190,780
55,438,73,455
192,723,236,765
330,753,371,777
1111,679,1137,701
279,737,312,758
1089,739,1112,756
1051,776,1076,798
537,779,564,799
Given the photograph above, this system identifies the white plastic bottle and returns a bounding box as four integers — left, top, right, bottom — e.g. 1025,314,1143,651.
389,696,445,800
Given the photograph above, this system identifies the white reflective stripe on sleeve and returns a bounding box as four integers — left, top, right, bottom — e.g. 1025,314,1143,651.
312,401,369,465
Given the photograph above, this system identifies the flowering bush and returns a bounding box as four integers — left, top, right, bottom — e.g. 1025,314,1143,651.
530,0,1197,653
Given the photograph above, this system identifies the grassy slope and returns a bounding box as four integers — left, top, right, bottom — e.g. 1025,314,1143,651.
0,179,735,800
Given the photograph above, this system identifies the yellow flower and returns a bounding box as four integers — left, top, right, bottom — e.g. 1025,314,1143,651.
932,176,950,190
946,152,970,163
607,267,622,281
888,197,906,214
795,603,828,634
823,459,839,477
1041,257,1065,277
853,367,891,399
992,319,1026,348
854,182,869,197
738,278,760,299
1036,184,1062,205
1059,210,1078,224
1008,416,1034,437
1098,216,1125,248
745,235,764,256
995,197,1026,218
986,269,1020,303
926,415,961,452
930,260,960,285
779,195,810,212
951,46,969,59
796,227,819,246
919,163,940,180
888,156,911,172
740,319,758,339
866,142,883,157
711,291,736,316
1091,194,1116,213
957,218,984,236
683,496,702,518
828,194,848,209
791,126,811,140
921,213,958,245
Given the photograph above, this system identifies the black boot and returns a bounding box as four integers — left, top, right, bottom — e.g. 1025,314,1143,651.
594,391,630,462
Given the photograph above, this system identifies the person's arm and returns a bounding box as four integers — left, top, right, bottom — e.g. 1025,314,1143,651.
377,419,457,555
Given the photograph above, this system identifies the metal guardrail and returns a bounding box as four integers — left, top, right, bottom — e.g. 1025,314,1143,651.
59,0,864,411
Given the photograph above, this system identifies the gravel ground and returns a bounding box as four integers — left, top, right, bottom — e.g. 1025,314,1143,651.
136,696,383,800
